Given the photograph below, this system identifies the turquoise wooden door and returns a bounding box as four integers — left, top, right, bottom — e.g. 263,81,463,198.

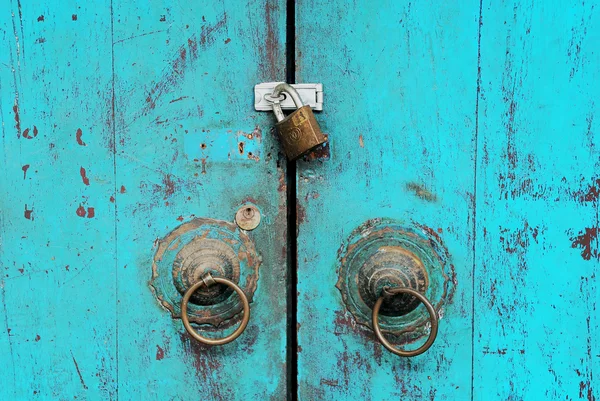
295,1,599,400
1,0,289,399
2,0,599,400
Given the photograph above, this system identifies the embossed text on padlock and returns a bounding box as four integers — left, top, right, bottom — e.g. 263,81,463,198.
271,83,327,160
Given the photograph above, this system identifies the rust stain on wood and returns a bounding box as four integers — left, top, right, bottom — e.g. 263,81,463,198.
297,201,306,225
332,310,357,337
76,205,86,217
572,178,600,203
499,222,540,255
24,204,33,220
80,167,90,185
302,141,330,161
568,177,599,261
13,101,21,136
178,332,234,400
71,352,88,390
569,228,598,261
320,378,340,387
406,182,437,202
261,1,281,79
22,164,30,179
75,128,86,146
143,13,227,114
75,205,95,218
155,344,165,360
22,126,38,139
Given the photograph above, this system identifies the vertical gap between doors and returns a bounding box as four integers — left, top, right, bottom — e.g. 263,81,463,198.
285,0,298,399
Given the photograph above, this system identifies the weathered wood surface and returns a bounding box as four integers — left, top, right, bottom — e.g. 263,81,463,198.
1,0,288,399
474,1,599,399
296,1,478,399
296,0,599,400
2,0,599,399
0,1,118,398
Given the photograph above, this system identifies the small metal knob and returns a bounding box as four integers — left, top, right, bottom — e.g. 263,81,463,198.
181,273,250,345
372,287,438,357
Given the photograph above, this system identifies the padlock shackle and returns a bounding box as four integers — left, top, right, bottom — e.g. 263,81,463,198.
271,83,304,122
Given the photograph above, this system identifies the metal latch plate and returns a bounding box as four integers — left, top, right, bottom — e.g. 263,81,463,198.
254,82,323,111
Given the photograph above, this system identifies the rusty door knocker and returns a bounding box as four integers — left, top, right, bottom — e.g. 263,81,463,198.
336,219,455,357
181,273,250,345
372,286,439,357
152,216,261,347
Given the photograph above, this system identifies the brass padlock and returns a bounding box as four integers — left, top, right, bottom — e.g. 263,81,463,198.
271,83,327,160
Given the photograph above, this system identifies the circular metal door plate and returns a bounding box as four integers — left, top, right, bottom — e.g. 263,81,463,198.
151,218,260,327
336,218,455,342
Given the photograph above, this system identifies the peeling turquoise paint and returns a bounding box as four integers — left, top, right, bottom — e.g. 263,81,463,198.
1,0,599,399
296,0,599,400
1,0,288,399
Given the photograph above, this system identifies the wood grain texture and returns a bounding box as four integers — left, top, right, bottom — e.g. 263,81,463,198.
112,1,288,399
1,0,288,399
474,1,599,399
296,1,599,400
296,1,479,399
0,0,117,398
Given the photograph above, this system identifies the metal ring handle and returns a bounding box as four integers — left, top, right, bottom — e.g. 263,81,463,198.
181,275,250,345
372,287,439,357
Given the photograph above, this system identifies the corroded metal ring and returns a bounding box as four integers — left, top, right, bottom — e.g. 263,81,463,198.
181,275,250,345
372,287,438,357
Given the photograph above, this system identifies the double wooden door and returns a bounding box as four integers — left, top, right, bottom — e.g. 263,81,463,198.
1,1,598,400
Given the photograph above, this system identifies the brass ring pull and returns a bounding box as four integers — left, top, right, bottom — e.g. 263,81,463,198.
181,274,250,345
372,287,439,357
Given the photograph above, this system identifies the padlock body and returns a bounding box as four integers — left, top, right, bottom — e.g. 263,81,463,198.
275,105,327,160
